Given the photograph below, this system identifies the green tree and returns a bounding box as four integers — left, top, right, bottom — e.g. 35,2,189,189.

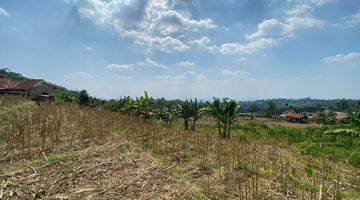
266,100,276,119
79,90,90,106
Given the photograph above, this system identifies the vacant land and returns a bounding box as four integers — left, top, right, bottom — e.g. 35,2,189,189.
1,96,359,199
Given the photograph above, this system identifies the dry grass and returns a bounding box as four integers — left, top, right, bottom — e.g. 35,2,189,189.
0,133,193,199
1,96,359,199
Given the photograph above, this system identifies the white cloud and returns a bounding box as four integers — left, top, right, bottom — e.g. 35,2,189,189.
311,0,337,6
285,4,313,16
66,72,92,80
246,17,324,40
190,37,279,56
286,17,324,30
345,10,360,27
245,19,289,40
107,64,134,70
0,7,10,18
150,10,216,35
323,52,360,64
287,0,337,7
66,0,216,53
145,57,168,69
195,74,207,81
156,70,206,81
113,75,133,80
176,61,196,68
107,57,168,70
235,57,247,62
222,69,250,77
84,46,93,51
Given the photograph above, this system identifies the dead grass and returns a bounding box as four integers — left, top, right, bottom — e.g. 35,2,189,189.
0,133,195,199
1,96,359,199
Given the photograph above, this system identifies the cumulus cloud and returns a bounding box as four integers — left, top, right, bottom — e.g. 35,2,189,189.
190,37,279,56
345,10,360,27
222,69,250,77
156,70,206,81
0,7,10,17
246,17,324,40
107,57,168,70
66,0,216,52
176,61,196,68
323,52,360,65
150,10,216,35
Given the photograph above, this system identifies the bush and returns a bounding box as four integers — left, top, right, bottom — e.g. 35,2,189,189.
349,150,360,166
298,142,321,157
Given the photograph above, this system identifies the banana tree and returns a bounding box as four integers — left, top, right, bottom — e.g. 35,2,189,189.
190,98,205,131
121,96,136,115
178,100,192,131
207,98,240,138
154,106,177,127
207,98,223,137
348,110,360,129
128,91,153,123
221,98,239,138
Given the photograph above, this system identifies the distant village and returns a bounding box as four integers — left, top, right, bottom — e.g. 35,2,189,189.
278,109,347,125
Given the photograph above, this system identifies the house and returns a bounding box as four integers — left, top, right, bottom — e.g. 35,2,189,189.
334,112,348,124
282,111,308,123
0,76,59,100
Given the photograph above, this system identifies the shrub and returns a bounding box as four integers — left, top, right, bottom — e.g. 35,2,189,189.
349,150,360,166
299,142,321,157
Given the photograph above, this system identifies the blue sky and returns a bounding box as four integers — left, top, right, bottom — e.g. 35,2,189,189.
0,0,359,100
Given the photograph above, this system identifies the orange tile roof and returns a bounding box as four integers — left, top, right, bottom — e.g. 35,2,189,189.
0,77,42,90
286,112,307,119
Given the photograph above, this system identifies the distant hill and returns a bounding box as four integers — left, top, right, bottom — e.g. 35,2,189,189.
240,98,360,114
1,68,359,113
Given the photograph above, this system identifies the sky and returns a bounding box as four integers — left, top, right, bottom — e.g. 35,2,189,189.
0,0,359,100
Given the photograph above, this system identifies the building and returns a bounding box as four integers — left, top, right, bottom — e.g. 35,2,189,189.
334,112,348,124
281,110,308,123
0,76,59,100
